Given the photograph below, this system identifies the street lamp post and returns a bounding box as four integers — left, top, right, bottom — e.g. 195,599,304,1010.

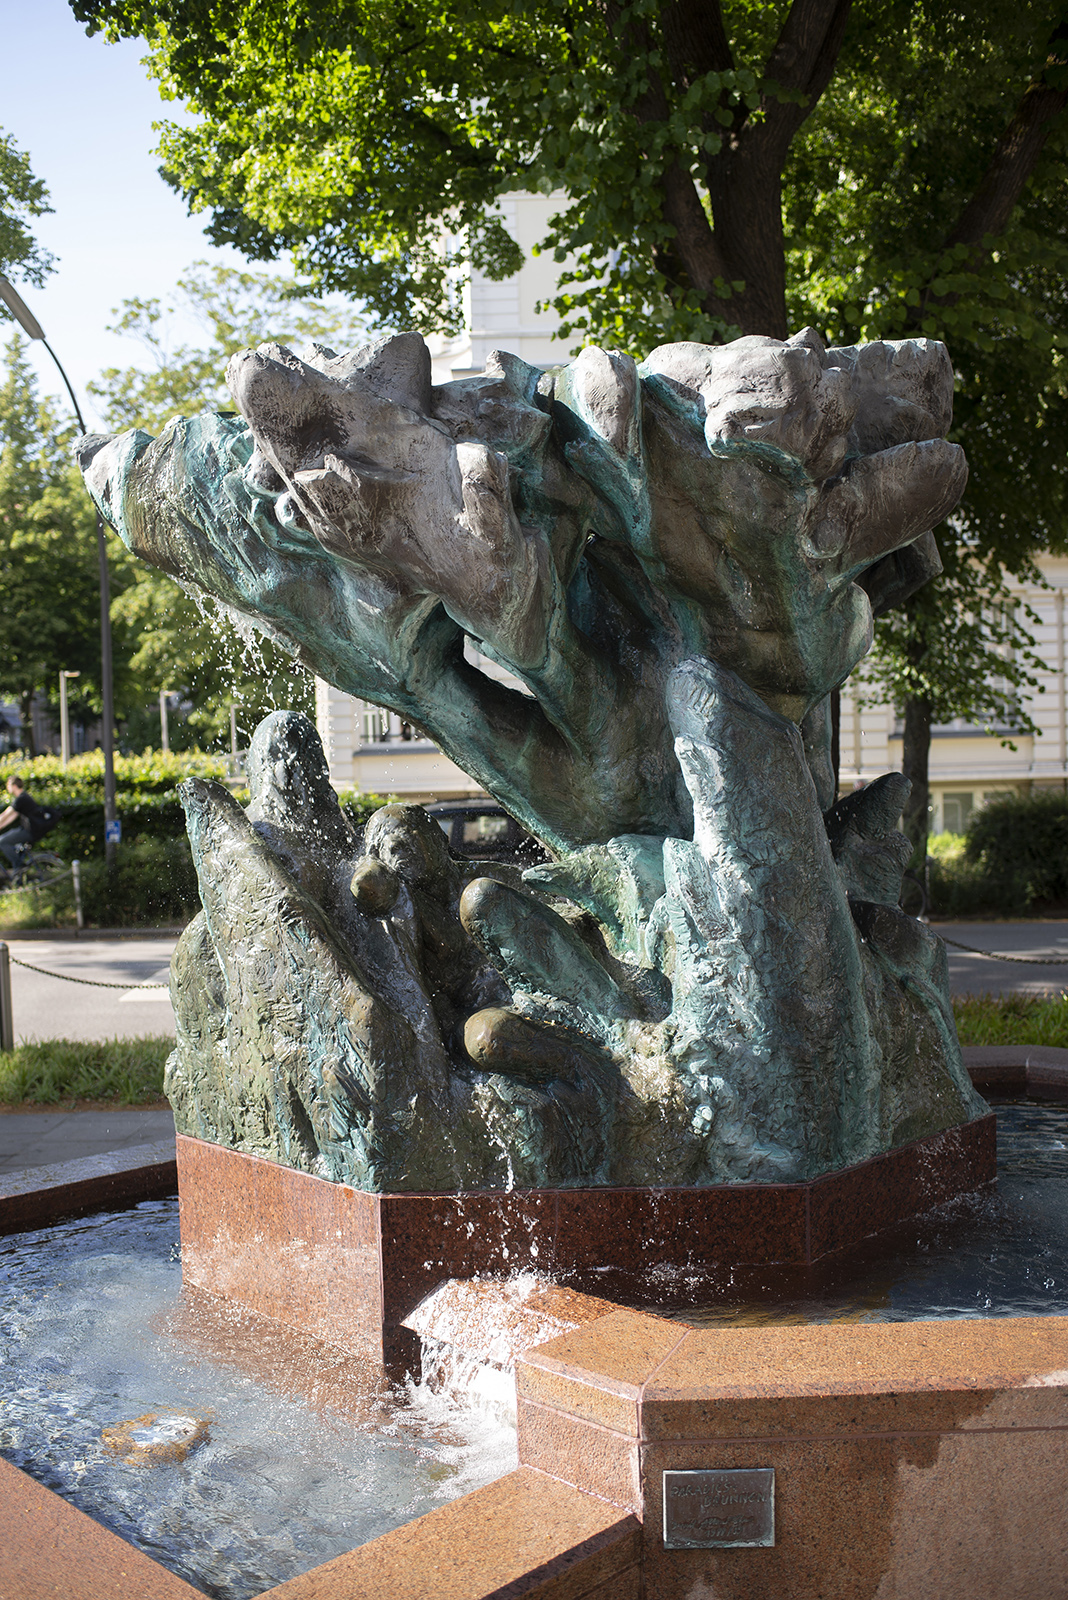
0,275,119,867
59,669,80,767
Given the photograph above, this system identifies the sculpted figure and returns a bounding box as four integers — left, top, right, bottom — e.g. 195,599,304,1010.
81,330,986,1190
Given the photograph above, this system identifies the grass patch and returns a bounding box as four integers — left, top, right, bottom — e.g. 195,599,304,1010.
952,992,1068,1049
0,1036,172,1105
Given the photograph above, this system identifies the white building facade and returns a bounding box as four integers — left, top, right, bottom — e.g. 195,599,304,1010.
840,557,1068,832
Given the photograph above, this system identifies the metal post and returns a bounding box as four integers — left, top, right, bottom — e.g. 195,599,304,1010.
60,670,70,766
96,507,118,870
72,859,84,930
59,671,80,769
159,688,170,754
230,702,239,773
0,942,13,1053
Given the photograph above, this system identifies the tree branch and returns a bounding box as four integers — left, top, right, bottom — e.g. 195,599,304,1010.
749,0,853,165
944,24,1068,252
660,0,734,86
917,21,1068,321
603,1,734,312
762,0,853,100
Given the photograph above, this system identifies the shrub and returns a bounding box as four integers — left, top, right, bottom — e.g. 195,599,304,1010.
0,750,393,927
927,827,1031,918
0,749,229,859
0,750,391,861
0,838,202,929
338,789,393,833
964,790,1068,906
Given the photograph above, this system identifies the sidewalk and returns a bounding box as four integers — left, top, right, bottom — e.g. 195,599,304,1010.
0,1107,176,1175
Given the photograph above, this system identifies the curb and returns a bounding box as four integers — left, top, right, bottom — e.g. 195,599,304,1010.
962,1043,1068,1099
0,1138,177,1235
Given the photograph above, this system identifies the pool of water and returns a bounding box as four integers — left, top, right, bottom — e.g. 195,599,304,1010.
662,1098,1068,1326
0,1200,517,1599
4,1100,1066,1594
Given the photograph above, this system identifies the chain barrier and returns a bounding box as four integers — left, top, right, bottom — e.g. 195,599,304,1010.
7,954,165,991
940,937,1068,966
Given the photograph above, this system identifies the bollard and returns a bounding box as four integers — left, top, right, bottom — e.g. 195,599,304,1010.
0,942,12,1053
72,859,84,930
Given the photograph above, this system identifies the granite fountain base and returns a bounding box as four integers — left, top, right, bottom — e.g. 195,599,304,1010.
175,1115,996,1374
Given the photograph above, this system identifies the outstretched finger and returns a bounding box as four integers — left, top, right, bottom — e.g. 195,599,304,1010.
815,438,967,576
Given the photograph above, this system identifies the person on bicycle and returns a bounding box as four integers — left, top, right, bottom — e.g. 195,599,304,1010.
0,777,53,871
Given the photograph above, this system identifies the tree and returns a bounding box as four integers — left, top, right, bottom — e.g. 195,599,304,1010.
71,0,1068,849
0,338,132,752
93,262,370,745
0,130,54,291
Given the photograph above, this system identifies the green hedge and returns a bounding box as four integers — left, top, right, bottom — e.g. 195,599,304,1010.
928,792,1068,916
964,791,1068,904
0,838,202,929
0,750,230,859
0,750,390,859
0,750,392,927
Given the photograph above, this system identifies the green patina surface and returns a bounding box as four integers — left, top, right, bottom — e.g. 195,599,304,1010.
81,330,986,1190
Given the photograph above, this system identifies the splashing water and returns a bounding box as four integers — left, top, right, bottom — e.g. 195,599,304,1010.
0,1200,517,1600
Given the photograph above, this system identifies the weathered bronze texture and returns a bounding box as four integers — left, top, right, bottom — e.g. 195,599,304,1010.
79,331,986,1188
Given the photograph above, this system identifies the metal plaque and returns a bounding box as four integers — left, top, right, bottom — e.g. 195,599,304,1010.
663,1468,775,1549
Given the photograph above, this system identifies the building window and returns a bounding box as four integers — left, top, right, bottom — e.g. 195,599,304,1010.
941,793,973,834
363,707,391,743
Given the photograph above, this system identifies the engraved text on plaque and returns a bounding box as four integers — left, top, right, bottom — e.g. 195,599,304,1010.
662,1468,775,1549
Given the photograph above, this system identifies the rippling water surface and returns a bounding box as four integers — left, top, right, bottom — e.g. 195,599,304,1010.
3,1100,1066,1593
0,1199,517,1599
671,1098,1068,1326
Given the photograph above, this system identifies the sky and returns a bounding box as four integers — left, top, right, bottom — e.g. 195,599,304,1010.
0,0,270,427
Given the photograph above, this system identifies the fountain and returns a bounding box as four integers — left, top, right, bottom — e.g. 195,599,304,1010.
1,329,1064,1599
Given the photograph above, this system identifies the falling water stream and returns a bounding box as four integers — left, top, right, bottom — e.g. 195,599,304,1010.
2,1096,1066,1598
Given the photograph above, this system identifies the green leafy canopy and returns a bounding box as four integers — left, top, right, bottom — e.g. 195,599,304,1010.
0,130,55,291
92,261,372,745
68,0,1068,813
0,336,141,750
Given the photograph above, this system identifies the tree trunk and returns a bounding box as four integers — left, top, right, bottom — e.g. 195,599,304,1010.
901,694,933,874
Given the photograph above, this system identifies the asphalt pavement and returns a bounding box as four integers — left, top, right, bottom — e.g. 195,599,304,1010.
0,935,177,1045
0,1107,176,1175
939,920,1068,997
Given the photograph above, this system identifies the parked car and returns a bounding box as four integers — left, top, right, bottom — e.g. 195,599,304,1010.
424,800,546,864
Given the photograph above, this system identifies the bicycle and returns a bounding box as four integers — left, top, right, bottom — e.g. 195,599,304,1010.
0,846,67,892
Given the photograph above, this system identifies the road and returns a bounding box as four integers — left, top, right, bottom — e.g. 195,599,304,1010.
1,936,177,1045
938,920,1068,997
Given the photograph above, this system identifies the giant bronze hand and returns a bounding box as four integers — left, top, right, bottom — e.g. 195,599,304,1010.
79,329,963,851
